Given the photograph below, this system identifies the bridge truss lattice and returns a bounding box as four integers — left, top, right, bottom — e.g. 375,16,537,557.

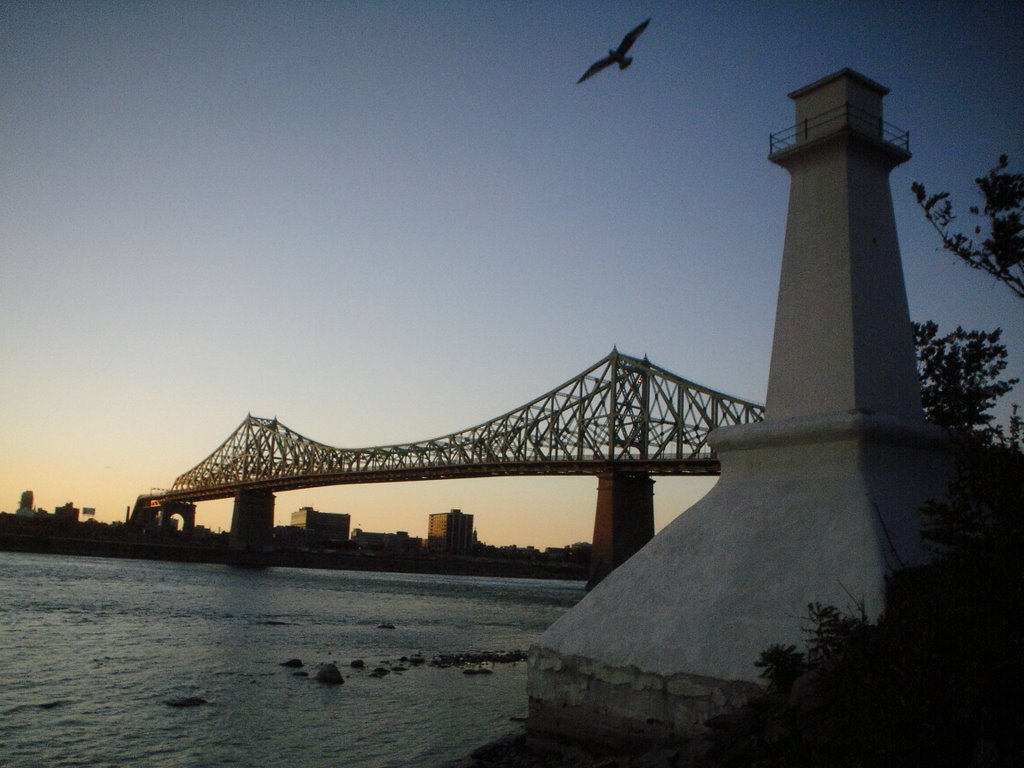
154,349,764,503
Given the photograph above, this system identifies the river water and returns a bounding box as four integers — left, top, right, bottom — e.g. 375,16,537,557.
0,552,583,767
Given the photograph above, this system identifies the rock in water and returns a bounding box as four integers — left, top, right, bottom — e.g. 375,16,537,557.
316,663,344,685
280,658,303,668
350,659,365,669
165,696,208,708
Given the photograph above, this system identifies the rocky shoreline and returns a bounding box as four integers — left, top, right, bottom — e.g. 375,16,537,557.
270,647,686,766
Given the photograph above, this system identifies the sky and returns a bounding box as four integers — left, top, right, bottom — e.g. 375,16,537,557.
2,1,1021,549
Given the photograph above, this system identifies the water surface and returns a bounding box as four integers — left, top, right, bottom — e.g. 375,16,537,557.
0,552,582,767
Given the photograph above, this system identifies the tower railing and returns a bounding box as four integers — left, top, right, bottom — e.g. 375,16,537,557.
769,102,909,155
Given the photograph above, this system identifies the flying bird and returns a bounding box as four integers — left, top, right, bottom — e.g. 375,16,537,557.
576,18,651,84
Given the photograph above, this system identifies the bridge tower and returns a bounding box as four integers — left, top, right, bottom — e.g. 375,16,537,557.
229,490,275,552
588,471,654,588
528,69,952,747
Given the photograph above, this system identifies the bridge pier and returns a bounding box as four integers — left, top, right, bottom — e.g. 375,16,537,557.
129,504,159,529
160,501,196,534
229,490,275,552
589,471,654,588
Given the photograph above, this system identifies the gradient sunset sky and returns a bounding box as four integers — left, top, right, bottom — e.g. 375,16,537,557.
2,1,1021,548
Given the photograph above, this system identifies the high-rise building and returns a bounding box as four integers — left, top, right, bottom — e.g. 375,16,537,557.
291,507,351,539
16,490,34,518
427,508,474,554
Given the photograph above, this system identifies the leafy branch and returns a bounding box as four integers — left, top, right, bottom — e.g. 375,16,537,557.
912,154,1024,298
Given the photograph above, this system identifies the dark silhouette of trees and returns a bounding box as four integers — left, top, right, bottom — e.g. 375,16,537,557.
913,320,1018,441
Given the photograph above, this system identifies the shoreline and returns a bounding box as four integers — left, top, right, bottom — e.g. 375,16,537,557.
0,531,587,582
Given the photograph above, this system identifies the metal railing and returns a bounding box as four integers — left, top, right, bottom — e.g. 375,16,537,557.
769,102,909,155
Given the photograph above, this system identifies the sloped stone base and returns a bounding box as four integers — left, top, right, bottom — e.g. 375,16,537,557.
528,647,761,747
527,413,950,744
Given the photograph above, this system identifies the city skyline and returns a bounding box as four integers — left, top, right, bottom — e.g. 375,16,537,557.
2,2,1021,549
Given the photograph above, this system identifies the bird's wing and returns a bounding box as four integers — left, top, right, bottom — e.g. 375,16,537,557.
577,54,615,84
615,18,650,57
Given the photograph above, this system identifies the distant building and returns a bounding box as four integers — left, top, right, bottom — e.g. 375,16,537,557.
291,507,351,540
16,490,35,518
428,509,475,554
563,541,592,566
351,528,421,553
500,544,538,559
54,502,80,523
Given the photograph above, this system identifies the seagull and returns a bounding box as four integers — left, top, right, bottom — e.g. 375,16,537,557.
576,18,651,84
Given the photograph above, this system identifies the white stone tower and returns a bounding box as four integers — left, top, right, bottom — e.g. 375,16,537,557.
527,69,951,747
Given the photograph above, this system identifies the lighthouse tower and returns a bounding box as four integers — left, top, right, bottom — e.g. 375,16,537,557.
527,69,951,746
766,69,922,421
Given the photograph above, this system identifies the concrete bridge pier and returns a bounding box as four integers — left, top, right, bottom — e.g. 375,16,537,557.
229,490,275,552
589,471,654,588
129,505,159,529
160,501,196,534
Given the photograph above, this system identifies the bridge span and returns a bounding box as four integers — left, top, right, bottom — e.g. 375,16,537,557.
133,349,763,583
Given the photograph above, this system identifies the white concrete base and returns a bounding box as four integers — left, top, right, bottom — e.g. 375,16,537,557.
528,411,950,738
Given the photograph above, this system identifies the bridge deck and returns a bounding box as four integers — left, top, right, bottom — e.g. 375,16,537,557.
140,457,721,506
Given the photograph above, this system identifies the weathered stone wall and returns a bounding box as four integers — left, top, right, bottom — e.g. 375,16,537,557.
529,646,761,746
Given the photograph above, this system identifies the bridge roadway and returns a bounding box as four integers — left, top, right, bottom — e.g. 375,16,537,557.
143,456,721,503
133,350,763,585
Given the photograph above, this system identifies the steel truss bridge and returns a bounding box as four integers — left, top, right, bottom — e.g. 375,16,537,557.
133,349,763,580
137,349,763,506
